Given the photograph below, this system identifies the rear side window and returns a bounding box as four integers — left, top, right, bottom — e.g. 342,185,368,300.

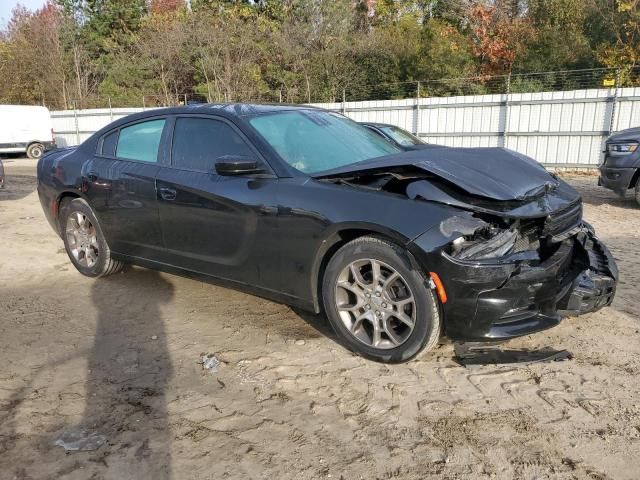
172,117,254,172
116,119,165,163
101,130,118,156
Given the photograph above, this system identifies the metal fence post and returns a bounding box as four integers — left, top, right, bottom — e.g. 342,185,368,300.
503,72,512,149
142,96,146,110
608,69,621,135
342,89,346,114
415,81,421,136
108,97,113,122
73,102,80,146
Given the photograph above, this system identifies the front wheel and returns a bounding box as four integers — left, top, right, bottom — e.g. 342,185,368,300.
60,198,125,277
322,236,441,363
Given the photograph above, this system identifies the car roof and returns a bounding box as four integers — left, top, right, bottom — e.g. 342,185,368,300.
93,103,326,139
136,103,322,118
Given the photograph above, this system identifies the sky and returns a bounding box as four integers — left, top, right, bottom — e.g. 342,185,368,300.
1,0,46,29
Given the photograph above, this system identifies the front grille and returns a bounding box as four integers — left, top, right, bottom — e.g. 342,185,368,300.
543,200,582,239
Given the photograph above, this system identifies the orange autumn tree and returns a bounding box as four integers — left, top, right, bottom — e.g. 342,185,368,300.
467,1,535,77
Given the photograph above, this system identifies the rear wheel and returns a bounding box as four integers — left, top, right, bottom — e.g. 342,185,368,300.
26,143,44,159
60,198,125,277
322,236,441,363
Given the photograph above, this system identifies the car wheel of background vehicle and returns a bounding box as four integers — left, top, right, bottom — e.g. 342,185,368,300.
635,181,640,207
60,198,125,277
26,143,44,159
322,236,441,363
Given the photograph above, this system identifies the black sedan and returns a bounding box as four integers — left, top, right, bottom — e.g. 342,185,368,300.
37,104,618,363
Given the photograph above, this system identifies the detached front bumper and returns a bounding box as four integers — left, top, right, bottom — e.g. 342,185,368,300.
412,226,618,341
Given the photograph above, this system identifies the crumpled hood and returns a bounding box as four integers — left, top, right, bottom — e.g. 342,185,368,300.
316,146,559,201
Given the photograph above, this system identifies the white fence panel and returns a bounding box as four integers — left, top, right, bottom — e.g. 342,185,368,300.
50,87,640,168
51,107,146,147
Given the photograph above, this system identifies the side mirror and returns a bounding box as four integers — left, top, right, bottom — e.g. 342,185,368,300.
215,154,265,176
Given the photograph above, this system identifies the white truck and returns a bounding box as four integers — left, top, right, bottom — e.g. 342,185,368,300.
0,105,56,159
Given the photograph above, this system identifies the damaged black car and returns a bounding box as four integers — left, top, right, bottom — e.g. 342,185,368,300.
37,104,618,363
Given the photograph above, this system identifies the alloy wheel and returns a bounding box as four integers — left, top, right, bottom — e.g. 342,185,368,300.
66,212,99,268
335,258,416,349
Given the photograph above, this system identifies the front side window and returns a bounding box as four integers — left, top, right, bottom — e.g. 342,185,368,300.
171,117,254,172
248,110,401,175
116,119,165,163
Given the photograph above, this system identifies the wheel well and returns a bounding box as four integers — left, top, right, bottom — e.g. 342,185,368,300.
313,229,397,313
55,192,81,233
630,169,640,189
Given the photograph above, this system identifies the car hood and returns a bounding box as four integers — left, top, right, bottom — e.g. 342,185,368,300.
316,146,559,201
607,127,640,143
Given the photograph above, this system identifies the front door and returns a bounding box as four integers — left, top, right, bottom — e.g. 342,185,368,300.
155,115,282,288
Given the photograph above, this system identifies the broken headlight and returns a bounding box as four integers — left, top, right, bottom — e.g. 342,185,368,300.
451,228,518,260
440,216,518,260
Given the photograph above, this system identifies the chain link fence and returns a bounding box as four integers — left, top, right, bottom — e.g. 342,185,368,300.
341,67,640,102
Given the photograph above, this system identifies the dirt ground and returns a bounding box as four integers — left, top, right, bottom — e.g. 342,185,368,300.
1,157,639,480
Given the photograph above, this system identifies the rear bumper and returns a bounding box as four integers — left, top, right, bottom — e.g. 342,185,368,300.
412,225,617,341
598,166,636,193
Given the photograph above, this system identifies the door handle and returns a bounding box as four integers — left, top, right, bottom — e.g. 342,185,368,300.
159,187,177,201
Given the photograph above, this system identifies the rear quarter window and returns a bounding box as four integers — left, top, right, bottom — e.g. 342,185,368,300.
101,130,118,156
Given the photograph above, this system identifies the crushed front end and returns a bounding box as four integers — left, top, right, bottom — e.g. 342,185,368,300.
408,184,618,341
317,150,619,342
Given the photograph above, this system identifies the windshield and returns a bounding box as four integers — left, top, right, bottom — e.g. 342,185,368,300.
248,110,401,174
379,125,423,146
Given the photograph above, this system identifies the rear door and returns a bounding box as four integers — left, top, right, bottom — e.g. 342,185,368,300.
155,115,282,288
84,117,168,259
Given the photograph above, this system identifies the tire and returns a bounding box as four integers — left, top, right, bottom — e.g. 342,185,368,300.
635,181,640,207
321,236,441,363
60,198,125,277
26,143,44,159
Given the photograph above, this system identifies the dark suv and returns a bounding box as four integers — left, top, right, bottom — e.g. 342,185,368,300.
599,127,640,205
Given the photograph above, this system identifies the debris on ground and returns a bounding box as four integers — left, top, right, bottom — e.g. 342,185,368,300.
201,353,220,373
454,342,573,367
54,429,107,451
